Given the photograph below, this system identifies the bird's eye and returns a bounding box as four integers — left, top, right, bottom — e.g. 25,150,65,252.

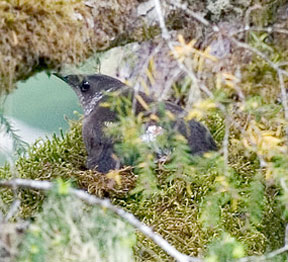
80,81,90,92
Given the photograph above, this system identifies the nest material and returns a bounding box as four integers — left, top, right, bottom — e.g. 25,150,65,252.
0,1,287,260
0,117,285,260
73,167,136,198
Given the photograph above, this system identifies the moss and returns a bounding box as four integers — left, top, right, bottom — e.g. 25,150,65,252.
0,0,137,94
1,0,284,95
1,2,288,260
18,192,136,262
0,115,285,260
0,120,135,218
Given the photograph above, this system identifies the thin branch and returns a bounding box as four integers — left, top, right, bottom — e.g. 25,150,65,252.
1,176,287,262
167,0,217,30
4,199,20,222
226,37,288,137
233,26,288,37
238,245,288,262
166,0,288,79
165,0,288,101
153,2,288,261
227,37,288,77
243,4,263,42
285,224,288,246
154,0,170,40
0,178,201,262
153,0,214,102
223,115,230,176
278,71,288,134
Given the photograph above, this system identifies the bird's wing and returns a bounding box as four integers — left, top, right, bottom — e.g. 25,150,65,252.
82,106,117,173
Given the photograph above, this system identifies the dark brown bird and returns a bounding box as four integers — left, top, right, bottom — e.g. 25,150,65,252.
55,73,217,173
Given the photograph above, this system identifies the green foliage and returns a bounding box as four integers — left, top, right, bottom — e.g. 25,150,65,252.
246,174,265,225
18,187,136,262
1,77,287,261
0,111,28,155
0,120,85,218
205,233,245,262
104,94,159,196
0,119,137,218
2,12,288,260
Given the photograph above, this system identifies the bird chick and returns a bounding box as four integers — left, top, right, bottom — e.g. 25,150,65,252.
55,73,217,173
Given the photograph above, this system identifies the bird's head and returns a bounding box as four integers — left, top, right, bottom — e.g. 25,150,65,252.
54,73,125,115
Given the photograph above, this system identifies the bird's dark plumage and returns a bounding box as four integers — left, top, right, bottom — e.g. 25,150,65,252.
55,73,217,173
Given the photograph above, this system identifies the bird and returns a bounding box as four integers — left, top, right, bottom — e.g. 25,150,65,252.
54,73,217,173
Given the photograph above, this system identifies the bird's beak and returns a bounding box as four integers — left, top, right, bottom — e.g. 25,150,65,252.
53,73,68,82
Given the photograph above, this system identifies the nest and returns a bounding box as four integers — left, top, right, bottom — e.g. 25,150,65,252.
0,117,285,260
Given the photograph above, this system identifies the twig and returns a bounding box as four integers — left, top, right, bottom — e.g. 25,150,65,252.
243,4,262,42
285,224,288,245
0,178,201,262
167,0,216,30
244,5,262,29
153,0,214,102
237,245,288,262
4,199,20,222
233,26,288,37
223,115,230,176
227,37,288,137
153,2,288,261
278,71,288,135
154,0,170,40
166,0,288,108
227,37,288,77
167,0,288,75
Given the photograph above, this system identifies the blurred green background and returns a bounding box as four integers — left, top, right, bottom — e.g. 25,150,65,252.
6,72,82,131
0,72,82,165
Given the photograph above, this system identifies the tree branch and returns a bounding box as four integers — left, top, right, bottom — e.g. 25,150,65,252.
0,178,201,262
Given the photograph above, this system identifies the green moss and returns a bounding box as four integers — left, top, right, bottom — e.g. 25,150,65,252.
0,114,285,261
18,191,136,262
0,0,138,94
0,120,135,218
1,3,288,258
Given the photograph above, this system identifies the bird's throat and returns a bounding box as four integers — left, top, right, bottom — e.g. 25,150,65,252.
82,93,103,116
